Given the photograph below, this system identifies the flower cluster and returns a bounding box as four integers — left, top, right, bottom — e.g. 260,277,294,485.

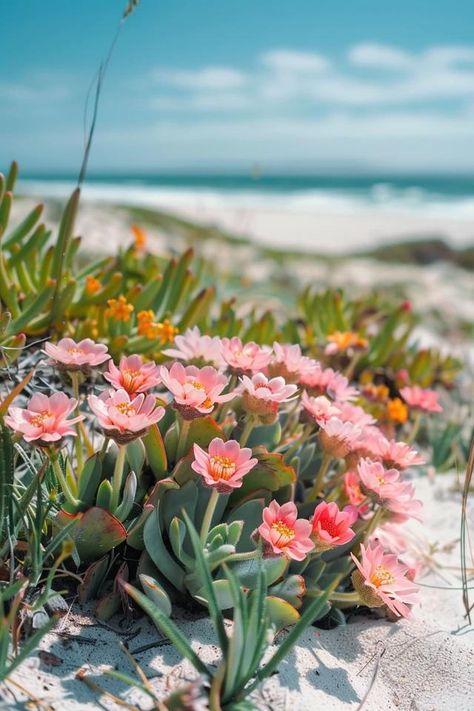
3,326,442,621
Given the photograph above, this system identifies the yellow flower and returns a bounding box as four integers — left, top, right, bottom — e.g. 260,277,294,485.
85,275,101,295
131,224,147,251
387,397,408,424
105,295,134,322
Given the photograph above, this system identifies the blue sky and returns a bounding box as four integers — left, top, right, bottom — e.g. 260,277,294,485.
2,0,474,173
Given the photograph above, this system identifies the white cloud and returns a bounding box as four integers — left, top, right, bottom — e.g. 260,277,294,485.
260,49,330,73
348,43,413,70
152,66,246,90
149,43,474,112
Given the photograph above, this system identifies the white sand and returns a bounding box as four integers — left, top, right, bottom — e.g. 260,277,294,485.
160,202,474,255
4,474,473,711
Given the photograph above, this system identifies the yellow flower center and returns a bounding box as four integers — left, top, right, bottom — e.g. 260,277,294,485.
115,402,136,416
209,455,236,481
370,564,395,587
271,520,295,546
30,410,51,427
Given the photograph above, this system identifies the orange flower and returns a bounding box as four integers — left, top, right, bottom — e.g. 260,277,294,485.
85,275,101,295
325,330,368,355
105,296,134,322
137,311,178,342
363,382,390,403
387,397,408,424
131,224,147,251
155,319,179,343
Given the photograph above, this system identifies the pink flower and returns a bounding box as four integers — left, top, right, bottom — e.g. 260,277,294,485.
351,541,419,617
352,426,388,461
301,392,340,426
191,438,258,493
400,386,442,413
258,501,314,561
5,392,83,445
269,343,318,384
310,501,356,552
344,471,370,515
88,388,164,444
162,327,224,367
104,354,160,395
336,402,376,428
376,439,425,470
160,362,234,418
357,459,422,521
300,364,358,402
319,417,361,458
220,337,272,374
240,373,297,422
357,458,402,501
44,337,110,371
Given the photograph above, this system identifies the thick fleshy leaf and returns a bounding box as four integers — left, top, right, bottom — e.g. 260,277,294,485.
77,454,103,508
139,574,172,617
183,416,225,453
143,502,186,592
228,556,288,588
143,423,168,480
269,575,306,609
77,556,110,603
126,439,146,476
226,499,265,553
229,449,295,506
71,507,127,563
266,596,300,632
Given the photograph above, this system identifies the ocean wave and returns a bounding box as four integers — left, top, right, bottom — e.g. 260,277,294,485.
17,178,474,220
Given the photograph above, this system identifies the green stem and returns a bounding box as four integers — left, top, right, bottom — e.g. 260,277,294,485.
365,505,384,538
70,371,84,473
225,550,258,563
407,410,422,445
200,488,220,544
239,416,255,447
307,453,332,501
176,417,191,460
111,445,126,512
329,591,361,604
51,452,80,509
344,351,362,380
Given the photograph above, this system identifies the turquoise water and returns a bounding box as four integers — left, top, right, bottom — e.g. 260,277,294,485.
18,172,474,222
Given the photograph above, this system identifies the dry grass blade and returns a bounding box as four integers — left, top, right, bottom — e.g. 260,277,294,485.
460,438,474,623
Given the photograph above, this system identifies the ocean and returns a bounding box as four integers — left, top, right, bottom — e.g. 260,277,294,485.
17,173,474,220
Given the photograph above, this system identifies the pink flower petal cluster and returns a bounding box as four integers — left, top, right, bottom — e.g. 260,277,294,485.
300,364,358,402
310,501,356,552
269,343,318,383
162,327,224,367
319,417,361,458
375,439,425,470
336,402,376,428
220,337,272,374
301,392,340,426
357,458,422,521
104,354,160,395
344,471,370,515
192,437,258,493
5,392,83,445
240,373,297,421
88,388,164,444
45,338,110,371
160,362,233,418
400,386,443,413
351,541,419,617
258,501,314,561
